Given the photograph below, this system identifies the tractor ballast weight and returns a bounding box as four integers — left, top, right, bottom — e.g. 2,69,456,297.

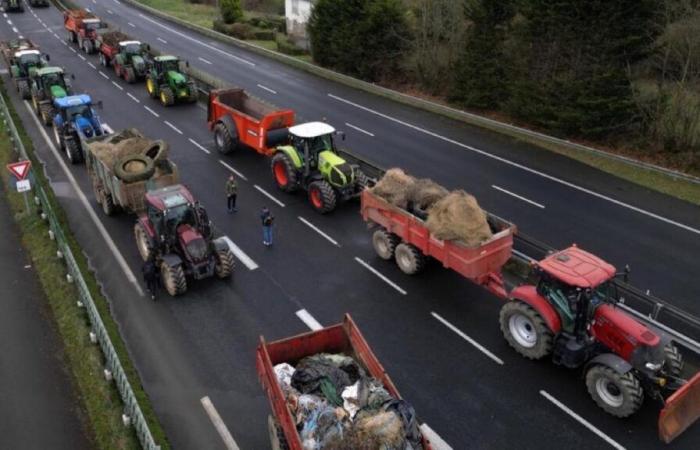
145,55,197,106
52,94,107,164
30,66,73,126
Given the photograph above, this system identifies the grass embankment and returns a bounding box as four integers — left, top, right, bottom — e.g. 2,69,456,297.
0,84,169,450
136,0,219,28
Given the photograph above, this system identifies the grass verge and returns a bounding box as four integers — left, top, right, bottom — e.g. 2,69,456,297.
136,0,218,28
0,83,169,450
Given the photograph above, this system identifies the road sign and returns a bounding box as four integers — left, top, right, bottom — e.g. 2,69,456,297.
6,160,32,180
16,179,31,193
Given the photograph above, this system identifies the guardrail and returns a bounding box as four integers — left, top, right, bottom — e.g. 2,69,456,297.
0,88,160,450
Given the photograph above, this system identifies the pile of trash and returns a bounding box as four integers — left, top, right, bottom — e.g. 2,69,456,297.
370,168,492,247
274,353,423,450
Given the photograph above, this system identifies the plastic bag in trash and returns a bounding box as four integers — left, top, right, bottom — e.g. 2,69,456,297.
341,381,360,419
274,363,295,390
300,405,350,450
295,394,327,427
292,354,362,397
383,399,423,449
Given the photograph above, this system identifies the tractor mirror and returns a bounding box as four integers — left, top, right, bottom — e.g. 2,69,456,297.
97,100,103,110
71,73,76,80
185,60,190,68
45,54,50,61
624,264,630,283
336,131,346,141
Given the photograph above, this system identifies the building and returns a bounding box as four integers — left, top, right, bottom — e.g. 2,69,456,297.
285,0,315,49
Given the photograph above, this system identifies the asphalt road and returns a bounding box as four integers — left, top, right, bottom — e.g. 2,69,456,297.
2,2,699,450
0,176,92,449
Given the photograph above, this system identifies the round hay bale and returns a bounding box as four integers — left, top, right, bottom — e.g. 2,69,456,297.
409,178,449,210
426,190,493,246
370,168,416,209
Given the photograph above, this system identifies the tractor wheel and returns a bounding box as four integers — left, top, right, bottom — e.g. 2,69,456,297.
271,153,298,192
308,180,337,214
394,242,426,275
664,344,684,377
355,169,370,190
160,87,175,107
32,96,40,113
65,138,83,164
187,82,198,103
134,223,152,261
124,67,136,84
53,126,65,150
215,249,235,279
101,192,116,216
17,80,29,99
585,365,643,418
160,261,187,297
114,155,155,183
146,78,158,98
40,103,53,126
268,415,289,450
372,229,399,260
499,300,553,360
214,122,237,154
67,31,76,43
82,39,93,54
99,53,107,67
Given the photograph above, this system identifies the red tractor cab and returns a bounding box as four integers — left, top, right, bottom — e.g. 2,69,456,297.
134,184,234,296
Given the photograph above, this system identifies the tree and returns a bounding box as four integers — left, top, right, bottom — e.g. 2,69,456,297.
220,0,244,24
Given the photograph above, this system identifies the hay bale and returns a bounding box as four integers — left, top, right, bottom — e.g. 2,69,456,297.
370,168,415,209
409,178,449,211
426,190,493,246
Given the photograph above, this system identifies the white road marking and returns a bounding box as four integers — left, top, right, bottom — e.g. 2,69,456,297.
111,81,124,91
2,13,7,18
99,71,109,79
419,424,453,450
354,257,407,295
164,120,183,135
138,13,256,66
257,84,277,95
218,160,247,181
79,55,87,61
6,19,11,25
107,9,113,14
540,390,626,450
157,37,167,44
296,309,323,331
254,185,285,207
221,236,258,271
431,312,504,365
143,106,159,117
102,123,114,134
345,122,375,137
127,92,140,103
69,47,77,53
12,27,18,33
188,138,210,154
492,185,545,209
128,22,135,28
200,396,241,450
23,101,144,296
198,57,212,65
328,94,700,236
298,216,340,247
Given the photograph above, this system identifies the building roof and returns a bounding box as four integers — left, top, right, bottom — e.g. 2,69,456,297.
289,121,335,138
537,246,616,289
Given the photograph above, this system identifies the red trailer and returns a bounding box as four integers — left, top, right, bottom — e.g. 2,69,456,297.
63,9,106,54
207,88,295,156
256,314,433,450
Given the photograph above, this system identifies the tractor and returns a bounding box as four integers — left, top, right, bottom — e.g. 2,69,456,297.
28,0,49,6
52,95,107,164
133,184,234,296
9,49,49,99
1,0,24,12
270,122,370,213
30,67,74,126
104,40,150,83
500,246,695,422
145,55,197,106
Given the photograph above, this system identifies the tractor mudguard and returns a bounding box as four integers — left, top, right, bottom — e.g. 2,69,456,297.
510,285,562,334
137,215,156,239
216,114,238,140
161,253,182,269
276,145,303,169
585,353,633,375
211,237,229,253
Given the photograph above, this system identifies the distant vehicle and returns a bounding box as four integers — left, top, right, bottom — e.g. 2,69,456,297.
52,94,107,164
28,0,50,7
64,9,107,54
145,55,197,106
1,0,24,13
0,39,50,99
96,31,150,83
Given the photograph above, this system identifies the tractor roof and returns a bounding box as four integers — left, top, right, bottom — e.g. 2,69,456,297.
82,18,102,23
145,184,194,211
15,49,40,57
119,40,142,46
289,122,336,139
537,246,616,289
55,94,92,109
37,66,64,75
155,55,179,62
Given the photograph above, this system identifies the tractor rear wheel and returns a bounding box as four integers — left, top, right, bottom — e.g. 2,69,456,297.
268,415,289,450
394,242,425,275
160,87,175,107
17,80,29,99
271,153,298,192
664,344,684,377
355,169,370,190
499,300,553,360
65,138,83,164
308,180,336,214
146,78,158,98
161,261,187,297
215,249,235,278
585,365,643,418
372,229,399,260
214,123,237,154
67,31,76,43
134,223,152,261
40,103,53,126
82,39,93,54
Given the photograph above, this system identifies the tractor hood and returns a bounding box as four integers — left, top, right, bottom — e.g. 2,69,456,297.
177,224,208,262
131,55,146,72
166,70,186,85
50,84,67,99
75,116,100,138
591,304,662,363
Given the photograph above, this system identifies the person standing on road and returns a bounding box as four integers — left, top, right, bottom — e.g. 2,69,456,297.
226,175,238,213
142,254,159,301
261,206,274,246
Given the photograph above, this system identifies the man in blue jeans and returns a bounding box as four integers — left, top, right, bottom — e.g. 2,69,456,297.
261,206,274,246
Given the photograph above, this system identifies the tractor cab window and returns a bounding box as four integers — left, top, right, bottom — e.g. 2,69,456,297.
18,53,40,66
159,60,180,73
308,134,333,154
83,22,101,31
147,205,163,237
590,281,614,306
64,104,92,121
121,43,141,55
43,73,65,88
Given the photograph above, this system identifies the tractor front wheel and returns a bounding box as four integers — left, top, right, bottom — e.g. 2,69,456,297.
160,87,175,107
664,344,684,377
17,80,29,99
271,153,298,192
134,223,152,261
161,261,187,297
499,300,553,360
308,180,336,214
65,138,83,164
394,242,425,275
53,126,64,150
372,229,399,260
146,78,158,98
215,249,235,278
214,122,237,154
586,365,643,418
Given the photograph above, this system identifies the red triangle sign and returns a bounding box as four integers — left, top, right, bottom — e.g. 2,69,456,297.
7,160,32,181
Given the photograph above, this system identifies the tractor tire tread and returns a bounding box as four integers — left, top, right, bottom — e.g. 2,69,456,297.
215,249,235,278
271,153,299,193
372,229,400,260
309,180,336,214
585,365,643,418
394,242,426,275
499,300,553,360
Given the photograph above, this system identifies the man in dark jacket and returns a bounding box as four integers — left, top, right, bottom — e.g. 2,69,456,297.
261,206,274,246
226,175,238,213
142,254,159,300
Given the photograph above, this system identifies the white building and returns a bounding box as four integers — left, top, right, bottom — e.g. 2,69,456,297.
285,0,315,49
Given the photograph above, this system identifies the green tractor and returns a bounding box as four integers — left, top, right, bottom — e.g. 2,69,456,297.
1,0,24,12
271,122,371,214
10,49,49,99
145,55,197,107
30,67,74,126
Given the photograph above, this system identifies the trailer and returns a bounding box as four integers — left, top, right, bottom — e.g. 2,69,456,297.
96,31,150,82
256,314,433,450
0,38,36,66
64,9,106,54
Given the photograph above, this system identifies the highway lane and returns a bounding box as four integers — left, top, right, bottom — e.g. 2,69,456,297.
78,0,700,316
6,4,700,449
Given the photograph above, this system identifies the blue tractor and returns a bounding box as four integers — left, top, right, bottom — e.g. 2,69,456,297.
53,94,107,164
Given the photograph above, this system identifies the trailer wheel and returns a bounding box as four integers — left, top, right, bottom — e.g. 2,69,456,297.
17,80,29,99
101,192,116,216
161,261,187,297
115,155,155,183
499,300,553,360
586,365,643,418
65,138,83,164
215,249,235,278
160,87,175,107
271,153,298,192
214,123,238,154
372,229,399,260
268,415,289,450
134,223,152,261
124,67,136,84
308,180,337,214
664,344,684,377
394,242,425,275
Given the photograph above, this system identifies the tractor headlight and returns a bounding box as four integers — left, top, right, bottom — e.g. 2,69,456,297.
646,362,663,371
658,377,667,387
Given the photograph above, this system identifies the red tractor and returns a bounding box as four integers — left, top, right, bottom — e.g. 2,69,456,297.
133,184,234,296
500,246,700,440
